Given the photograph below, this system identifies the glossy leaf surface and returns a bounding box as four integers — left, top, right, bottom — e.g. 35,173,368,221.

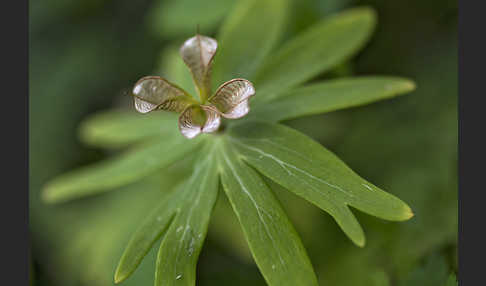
155,145,220,286
251,77,416,122
218,140,318,286
115,185,183,283
254,7,377,102
43,135,203,203
228,121,413,246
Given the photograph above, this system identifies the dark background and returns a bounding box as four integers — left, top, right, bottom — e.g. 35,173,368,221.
29,0,457,285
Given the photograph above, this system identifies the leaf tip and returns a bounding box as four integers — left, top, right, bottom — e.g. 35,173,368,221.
351,6,378,26
42,178,82,204
402,205,415,220
402,79,417,92
335,6,377,45
114,264,128,284
351,223,366,247
78,129,98,149
77,118,100,145
113,274,124,284
41,184,59,204
355,235,366,248
387,78,416,98
393,203,414,221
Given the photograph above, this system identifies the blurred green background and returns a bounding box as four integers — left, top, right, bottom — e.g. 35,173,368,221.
29,0,457,285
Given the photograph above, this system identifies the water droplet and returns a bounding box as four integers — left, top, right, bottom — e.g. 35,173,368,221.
272,264,276,270
156,216,162,221
176,274,182,280
176,226,183,233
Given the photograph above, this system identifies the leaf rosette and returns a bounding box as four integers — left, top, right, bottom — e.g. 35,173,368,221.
43,2,416,286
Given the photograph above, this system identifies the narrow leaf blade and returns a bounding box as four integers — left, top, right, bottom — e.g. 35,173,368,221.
228,121,413,246
43,135,203,203
114,185,183,283
218,141,318,286
253,7,377,102
251,76,416,122
79,110,179,149
212,0,289,87
155,145,220,286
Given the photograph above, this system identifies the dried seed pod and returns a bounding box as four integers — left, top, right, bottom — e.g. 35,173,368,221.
180,35,218,101
209,79,255,119
178,105,221,139
132,76,195,113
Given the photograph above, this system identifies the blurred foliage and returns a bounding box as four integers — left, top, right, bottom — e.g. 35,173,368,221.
146,0,237,39
29,0,457,285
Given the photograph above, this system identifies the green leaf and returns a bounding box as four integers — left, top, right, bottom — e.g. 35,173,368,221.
114,185,182,284
251,76,416,122
212,0,289,87
218,139,318,286
157,46,197,99
399,254,450,286
445,273,457,286
79,110,179,149
253,7,377,102
208,190,253,262
43,135,203,203
155,144,220,286
147,0,237,38
228,121,413,246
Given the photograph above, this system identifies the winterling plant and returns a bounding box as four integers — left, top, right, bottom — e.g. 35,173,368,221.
43,1,416,285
